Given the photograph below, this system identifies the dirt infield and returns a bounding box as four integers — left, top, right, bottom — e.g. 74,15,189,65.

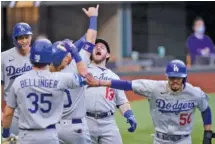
120,72,215,102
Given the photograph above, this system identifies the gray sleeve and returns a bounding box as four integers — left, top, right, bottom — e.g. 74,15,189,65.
6,85,17,108
131,79,157,99
115,89,128,106
65,73,83,89
79,49,90,65
197,91,209,112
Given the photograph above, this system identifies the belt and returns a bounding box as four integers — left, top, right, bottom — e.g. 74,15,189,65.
212,133,215,138
59,119,82,125
19,124,56,131
156,131,189,142
86,111,114,119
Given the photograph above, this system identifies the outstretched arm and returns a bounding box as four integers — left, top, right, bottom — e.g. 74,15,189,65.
86,75,157,99
86,79,133,91
91,79,132,90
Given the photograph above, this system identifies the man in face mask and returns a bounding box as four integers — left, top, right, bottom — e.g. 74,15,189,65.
186,17,215,66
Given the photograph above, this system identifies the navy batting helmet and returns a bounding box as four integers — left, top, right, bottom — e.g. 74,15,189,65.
30,39,52,65
165,59,187,84
12,22,33,48
52,41,69,67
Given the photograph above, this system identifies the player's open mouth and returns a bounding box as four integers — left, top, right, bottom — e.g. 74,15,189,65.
96,52,101,55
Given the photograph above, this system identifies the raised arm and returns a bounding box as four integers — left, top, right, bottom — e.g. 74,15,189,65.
63,40,88,77
79,5,99,63
74,34,86,52
83,5,99,45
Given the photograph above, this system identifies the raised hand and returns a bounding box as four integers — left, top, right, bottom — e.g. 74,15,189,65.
82,4,99,17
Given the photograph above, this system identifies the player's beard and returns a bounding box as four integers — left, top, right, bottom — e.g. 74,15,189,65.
92,54,107,64
169,82,183,92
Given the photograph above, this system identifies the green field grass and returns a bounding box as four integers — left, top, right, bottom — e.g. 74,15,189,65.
115,94,215,144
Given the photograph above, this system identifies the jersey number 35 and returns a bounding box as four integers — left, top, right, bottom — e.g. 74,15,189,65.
27,93,52,113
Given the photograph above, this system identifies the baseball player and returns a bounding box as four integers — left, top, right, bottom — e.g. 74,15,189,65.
85,39,137,144
51,5,99,144
86,59,214,144
1,22,33,136
1,39,95,144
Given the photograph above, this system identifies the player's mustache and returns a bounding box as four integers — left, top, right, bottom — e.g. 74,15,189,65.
21,43,28,46
173,82,179,85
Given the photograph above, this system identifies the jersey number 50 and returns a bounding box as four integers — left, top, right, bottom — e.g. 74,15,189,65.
179,113,192,126
27,93,52,113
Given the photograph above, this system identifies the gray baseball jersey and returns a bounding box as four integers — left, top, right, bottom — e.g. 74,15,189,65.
132,79,209,135
1,47,32,135
56,49,91,144
1,47,32,101
6,69,82,129
86,63,128,113
60,49,89,119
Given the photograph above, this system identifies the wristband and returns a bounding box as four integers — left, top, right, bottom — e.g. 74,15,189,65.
2,128,10,138
83,42,95,54
74,35,86,52
73,53,82,63
89,16,97,30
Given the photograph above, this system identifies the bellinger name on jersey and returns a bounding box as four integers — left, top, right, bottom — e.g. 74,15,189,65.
20,78,59,89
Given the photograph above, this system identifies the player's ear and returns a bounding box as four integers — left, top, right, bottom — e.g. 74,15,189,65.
106,53,110,59
166,76,169,81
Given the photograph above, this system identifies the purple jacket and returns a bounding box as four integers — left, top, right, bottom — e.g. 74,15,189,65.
186,34,215,64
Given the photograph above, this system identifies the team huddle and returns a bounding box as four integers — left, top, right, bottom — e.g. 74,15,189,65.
1,5,215,144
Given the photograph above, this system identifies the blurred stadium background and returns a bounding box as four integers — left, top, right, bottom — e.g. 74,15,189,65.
1,1,215,144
